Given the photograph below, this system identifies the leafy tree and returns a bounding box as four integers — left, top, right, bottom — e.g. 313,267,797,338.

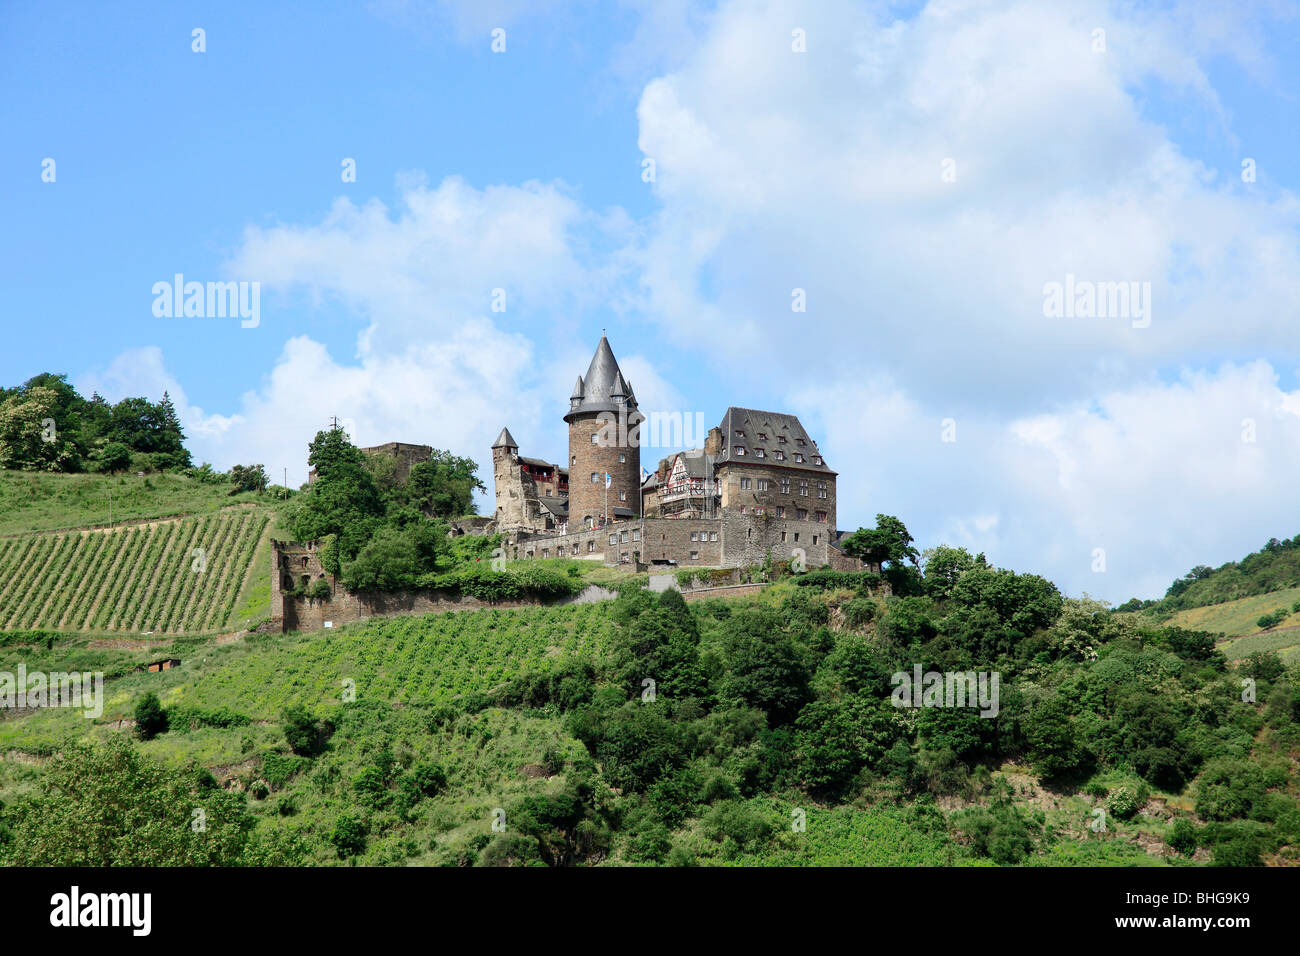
287,430,385,573
97,442,132,474
134,692,169,739
719,608,811,725
282,705,330,757
404,450,487,518
1,737,253,865
229,463,268,493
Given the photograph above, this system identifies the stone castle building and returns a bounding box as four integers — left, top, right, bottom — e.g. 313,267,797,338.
493,335,864,571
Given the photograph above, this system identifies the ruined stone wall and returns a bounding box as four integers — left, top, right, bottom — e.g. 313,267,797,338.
719,511,834,569
280,583,618,633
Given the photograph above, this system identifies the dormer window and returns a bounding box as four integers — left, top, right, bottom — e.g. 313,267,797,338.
735,446,746,456
758,432,767,440
735,430,744,438
778,436,787,443
794,453,804,463
775,451,785,461
813,456,822,465
797,438,806,447
755,448,765,458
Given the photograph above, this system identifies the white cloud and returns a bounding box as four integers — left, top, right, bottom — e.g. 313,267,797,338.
793,361,1300,602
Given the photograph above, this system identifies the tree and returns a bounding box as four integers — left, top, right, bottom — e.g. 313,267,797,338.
0,737,253,865
229,463,268,494
97,442,132,474
841,515,920,570
134,692,168,739
404,450,487,518
282,705,330,757
286,430,385,573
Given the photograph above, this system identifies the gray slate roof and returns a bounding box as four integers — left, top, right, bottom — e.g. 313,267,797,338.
565,335,638,421
492,426,518,449
713,407,834,474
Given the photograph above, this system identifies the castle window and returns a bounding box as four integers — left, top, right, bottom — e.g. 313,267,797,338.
572,543,579,555
691,532,699,541
588,540,595,552
781,477,791,494
690,551,699,560
778,435,787,443
591,434,599,444
755,448,765,458
545,488,551,496
758,433,767,440
813,456,822,465
757,479,769,491
609,534,618,545
776,506,785,518
710,532,718,541
740,478,751,490
735,430,744,438
775,451,785,461
794,453,804,463
739,505,746,513
817,481,828,499
755,507,765,515
734,446,746,456
572,456,576,465
632,530,640,541
619,491,626,501
591,473,598,483
798,479,809,496
797,509,807,520
618,453,626,463
793,532,800,543
620,532,628,543
621,552,630,564
302,557,309,568
816,511,827,523
781,532,787,543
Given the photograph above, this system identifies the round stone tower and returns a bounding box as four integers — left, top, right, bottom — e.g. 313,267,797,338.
565,335,641,528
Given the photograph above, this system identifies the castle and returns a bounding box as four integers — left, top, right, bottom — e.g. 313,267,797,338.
492,335,863,571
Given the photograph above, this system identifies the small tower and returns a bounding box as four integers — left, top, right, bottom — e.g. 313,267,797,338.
565,335,641,528
491,426,521,528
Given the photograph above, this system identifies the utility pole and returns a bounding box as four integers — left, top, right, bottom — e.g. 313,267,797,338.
329,416,340,431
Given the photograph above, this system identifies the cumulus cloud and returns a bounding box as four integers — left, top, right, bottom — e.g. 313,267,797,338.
793,361,1300,602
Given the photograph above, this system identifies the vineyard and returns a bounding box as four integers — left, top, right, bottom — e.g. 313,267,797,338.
0,507,270,634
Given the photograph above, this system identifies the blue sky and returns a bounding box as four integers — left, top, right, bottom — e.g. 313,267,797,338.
3,0,1299,603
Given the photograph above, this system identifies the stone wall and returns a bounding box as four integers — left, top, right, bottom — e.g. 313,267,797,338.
280,583,619,633
715,461,836,531
566,412,640,526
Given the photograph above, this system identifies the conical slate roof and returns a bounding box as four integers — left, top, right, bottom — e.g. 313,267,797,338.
565,335,638,420
492,426,518,449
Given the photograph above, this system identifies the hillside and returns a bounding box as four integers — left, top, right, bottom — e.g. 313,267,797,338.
2,565,1295,868
1124,534,1300,615
0,508,272,634
0,469,275,536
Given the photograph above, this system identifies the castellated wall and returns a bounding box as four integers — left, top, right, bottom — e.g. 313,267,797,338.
566,413,640,526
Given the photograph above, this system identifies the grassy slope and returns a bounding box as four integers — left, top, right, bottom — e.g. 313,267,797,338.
0,598,1182,867
0,469,272,536
1166,585,1300,662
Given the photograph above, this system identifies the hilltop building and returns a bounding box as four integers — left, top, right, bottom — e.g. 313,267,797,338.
492,335,865,571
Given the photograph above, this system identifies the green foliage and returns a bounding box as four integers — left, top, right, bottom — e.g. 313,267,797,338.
330,813,367,858
1167,817,1198,855
0,736,257,865
133,692,168,740
282,704,330,757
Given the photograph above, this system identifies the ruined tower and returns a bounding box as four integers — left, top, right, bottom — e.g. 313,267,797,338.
564,335,641,528
491,426,527,530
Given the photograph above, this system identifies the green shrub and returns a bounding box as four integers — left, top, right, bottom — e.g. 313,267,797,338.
330,814,367,858
1106,786,1142,821
841,598,877,629
133,692,168,740
1166,817,1197,855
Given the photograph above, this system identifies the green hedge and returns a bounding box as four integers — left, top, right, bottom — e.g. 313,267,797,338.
793,569,884,593
419,564,583,602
